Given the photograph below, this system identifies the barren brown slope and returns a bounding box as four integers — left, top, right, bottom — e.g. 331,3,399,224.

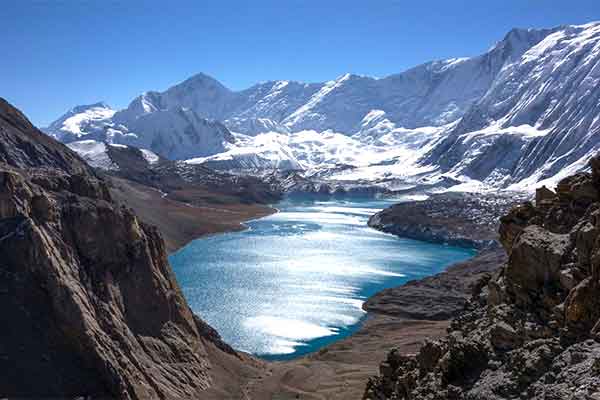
108,175,275,253
94,143,279,253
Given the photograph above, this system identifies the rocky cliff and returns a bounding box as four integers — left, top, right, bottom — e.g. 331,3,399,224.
0,98,260,398
364,157,600,399
368,193,527,250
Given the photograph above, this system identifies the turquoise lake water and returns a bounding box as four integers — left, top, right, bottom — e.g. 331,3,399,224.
169,196,475,360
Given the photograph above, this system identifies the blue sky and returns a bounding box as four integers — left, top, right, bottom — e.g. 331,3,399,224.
2,0,599,126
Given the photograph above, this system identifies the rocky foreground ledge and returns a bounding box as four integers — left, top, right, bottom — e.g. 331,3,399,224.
364,158,600,399
0,99,264,399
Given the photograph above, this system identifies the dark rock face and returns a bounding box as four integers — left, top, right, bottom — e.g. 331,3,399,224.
364,155,600,399
0,99,238,398
0,98,92,174
369,192,527,250
364,249,505,321
104,143,282,206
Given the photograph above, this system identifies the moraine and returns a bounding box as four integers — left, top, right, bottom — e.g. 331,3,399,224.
169,196,475,359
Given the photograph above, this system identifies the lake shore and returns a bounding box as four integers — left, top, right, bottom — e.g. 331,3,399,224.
242,193,516,399
243,248,506,399
109,175,278,253
133,190,515,399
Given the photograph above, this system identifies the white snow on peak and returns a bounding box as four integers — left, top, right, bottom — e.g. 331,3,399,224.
282,73,353,129
361,110,387,126
46,103,115,141
140,93,158,113
67,140,119,170
140,148,160,164
47,22,600,192
273,80,289,91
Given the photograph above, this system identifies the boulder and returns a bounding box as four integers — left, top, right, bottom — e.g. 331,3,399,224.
506,225,570,305
440,337,488,385
490,321,522,351
499,201,538,252
535,185,555,209
417,340,444,374
564,278,600,336
574,219,598,271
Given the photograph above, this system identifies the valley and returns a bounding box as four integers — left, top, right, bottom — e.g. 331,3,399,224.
2,7,600,399
169,196,475,359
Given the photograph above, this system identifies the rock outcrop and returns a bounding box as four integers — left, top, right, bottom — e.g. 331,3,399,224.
0,98,256,398
368,192,527,250
364,156,600,399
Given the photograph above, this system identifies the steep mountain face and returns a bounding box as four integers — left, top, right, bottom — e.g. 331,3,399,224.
0,98,258,398
426,23,600,188
0,99,94,174
364,155,600,399
113,107,235,159
45,98,236,161
46,22,600,191
231,80,322,128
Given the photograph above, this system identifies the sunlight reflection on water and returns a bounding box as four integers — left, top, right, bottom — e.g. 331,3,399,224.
169,196,475,359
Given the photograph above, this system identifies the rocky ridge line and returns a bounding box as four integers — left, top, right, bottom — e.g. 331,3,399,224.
0,98,257,398
363,156,600,399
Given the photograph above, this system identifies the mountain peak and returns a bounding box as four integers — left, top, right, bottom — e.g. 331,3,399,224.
69,101,112,114
176,72,232,92
488,25,557,62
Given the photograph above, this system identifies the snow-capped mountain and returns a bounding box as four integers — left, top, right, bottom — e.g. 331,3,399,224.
65,140,161,171
426,22,600,189
45,94,236,160
47,22,600,192
46,102,116,142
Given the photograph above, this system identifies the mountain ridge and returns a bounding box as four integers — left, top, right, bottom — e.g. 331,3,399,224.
45,21,600,191
0,97,265,398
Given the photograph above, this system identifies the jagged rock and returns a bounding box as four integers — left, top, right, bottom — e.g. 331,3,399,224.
558,268,579,291
564,278,600,337
505,225,570,306
364,154,600,400
417,340,444,374
591,155,600,184
498,201,538,252
557,173,599,206
440,335,488,386
535,185,555,209
490,321,522,351
0,98,254,398
574,216,599,273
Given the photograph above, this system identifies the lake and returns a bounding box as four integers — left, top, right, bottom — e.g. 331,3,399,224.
169,196,475,360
